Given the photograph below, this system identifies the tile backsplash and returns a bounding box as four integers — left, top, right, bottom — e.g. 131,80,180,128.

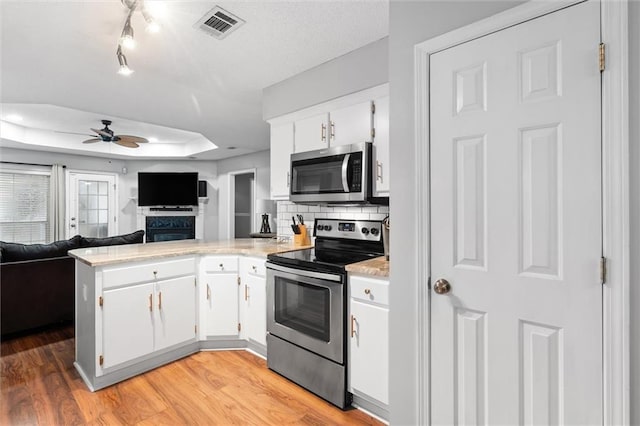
276,201,389,239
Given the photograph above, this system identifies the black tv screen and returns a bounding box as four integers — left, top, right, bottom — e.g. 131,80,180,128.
138,172,199,206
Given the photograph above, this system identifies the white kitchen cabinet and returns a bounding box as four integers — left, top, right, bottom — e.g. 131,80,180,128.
102,282,155,369
349,275,389,408
372,95,390,197
201,255,239,337
154,275,197,351
239,257,267,348
270,122,294,199
294,113,329,152
328,100,373,147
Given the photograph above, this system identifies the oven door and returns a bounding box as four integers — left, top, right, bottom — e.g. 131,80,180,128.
266,263,344,364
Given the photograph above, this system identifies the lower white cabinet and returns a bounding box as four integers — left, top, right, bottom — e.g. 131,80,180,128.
154,276,197,351
201,256,239,337
349,275,389,407
239,257,267,348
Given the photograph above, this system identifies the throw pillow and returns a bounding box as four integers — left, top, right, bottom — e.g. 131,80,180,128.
81,230,145,248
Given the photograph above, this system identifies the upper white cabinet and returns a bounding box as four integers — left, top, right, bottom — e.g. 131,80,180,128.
294,113,330,152
372,95,389,197
267,84,389,201
328,100,373,147
270,123,294,200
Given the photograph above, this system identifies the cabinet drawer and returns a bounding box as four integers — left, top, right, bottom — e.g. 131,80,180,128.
350,276,389,306
240,257,266,278
201,256,238,273
102,257,196,289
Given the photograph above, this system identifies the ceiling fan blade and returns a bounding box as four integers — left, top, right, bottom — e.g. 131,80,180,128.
82,138,102,144
116,135,149,144
90,128,112,138
55,130,97,137
114,139,139,148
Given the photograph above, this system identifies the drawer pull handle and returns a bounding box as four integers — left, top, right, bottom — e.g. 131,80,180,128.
149,294,153,311
158,291,162,310
207,284,211,300
252,265,257,272
219,263,224,270
364,288,371,295
350,315,356,338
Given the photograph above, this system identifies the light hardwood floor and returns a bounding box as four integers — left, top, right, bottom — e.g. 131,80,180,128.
1,325,383,425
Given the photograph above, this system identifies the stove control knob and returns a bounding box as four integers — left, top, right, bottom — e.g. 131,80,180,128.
370,228,379,236
361,227,369,235
325,225,332,231
317,224,324,231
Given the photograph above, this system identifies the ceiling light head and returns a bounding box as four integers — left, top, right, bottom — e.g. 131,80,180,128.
116,47,134,76
120,18,136,49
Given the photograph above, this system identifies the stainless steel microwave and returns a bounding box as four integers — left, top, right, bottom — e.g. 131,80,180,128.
289,142,372,204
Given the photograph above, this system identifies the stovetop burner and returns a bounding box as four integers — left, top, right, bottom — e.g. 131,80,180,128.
267,218,385,275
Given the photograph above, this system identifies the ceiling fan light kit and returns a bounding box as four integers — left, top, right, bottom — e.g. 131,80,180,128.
115,0,159,76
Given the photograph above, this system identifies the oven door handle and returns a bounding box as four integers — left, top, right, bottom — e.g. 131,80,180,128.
267,263,343,283
341,153,351,192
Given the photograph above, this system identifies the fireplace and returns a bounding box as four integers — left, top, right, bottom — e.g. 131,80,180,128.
145,216,195,242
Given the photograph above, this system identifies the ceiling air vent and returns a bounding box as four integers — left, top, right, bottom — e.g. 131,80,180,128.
195,6,245,40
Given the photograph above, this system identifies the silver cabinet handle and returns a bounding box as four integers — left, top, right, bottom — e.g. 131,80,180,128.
330,121,335,140
376,160,383,182
321,123,327,141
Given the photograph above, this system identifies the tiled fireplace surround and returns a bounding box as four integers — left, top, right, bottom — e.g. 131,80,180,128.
275,201,389,239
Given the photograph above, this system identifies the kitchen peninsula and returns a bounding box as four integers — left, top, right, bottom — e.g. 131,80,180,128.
69,238,311,392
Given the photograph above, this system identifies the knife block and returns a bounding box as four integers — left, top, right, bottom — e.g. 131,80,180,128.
294,224,310,246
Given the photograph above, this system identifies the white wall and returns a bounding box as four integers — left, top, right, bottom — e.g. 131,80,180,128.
262,37,388,120
388,1,526,424
629,0,639,421
215,150,270,240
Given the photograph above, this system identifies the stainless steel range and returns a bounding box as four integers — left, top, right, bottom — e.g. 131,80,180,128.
266,218,385,409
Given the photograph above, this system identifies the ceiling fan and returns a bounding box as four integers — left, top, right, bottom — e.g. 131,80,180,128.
63,119,149,148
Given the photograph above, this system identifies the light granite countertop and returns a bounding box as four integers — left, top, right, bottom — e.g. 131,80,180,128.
345,256,389,278
69,238,312,267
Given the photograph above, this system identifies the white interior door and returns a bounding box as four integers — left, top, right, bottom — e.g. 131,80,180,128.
67,172,117,238
430,2,602,425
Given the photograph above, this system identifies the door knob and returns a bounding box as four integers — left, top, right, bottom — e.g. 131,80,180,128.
433,278,451,295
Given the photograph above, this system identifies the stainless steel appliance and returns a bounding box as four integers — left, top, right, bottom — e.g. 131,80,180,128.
266,218,385,408
289,142,372,204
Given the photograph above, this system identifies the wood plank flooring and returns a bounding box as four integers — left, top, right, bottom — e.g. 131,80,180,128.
1,326,383,425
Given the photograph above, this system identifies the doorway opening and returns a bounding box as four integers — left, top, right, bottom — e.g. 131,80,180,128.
230,171,255,239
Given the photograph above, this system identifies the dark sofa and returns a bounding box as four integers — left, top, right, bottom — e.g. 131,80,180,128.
0,230,144,337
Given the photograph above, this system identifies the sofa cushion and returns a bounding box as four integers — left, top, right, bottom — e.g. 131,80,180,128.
82,230,144,247
0,235,83,263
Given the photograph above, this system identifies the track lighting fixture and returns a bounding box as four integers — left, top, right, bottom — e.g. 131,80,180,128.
116,0,160,75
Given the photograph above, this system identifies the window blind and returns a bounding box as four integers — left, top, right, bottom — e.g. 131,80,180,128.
0,171,51,244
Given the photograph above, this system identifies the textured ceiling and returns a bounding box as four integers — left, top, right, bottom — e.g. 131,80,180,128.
0,0,389,160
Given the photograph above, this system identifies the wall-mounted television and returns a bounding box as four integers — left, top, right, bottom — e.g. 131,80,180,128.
138,172,199,206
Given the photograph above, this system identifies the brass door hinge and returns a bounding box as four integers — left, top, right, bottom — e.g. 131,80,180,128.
371,102,376,114
98,296,103,307
238,323,241,332
237,276,241,285
599,43,606,72
99,355,104,366
600,256,607,284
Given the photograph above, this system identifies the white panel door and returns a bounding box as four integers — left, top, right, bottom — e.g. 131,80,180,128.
328,100,373,147
270,122,294,199
294,113,329,152
102,283,154,369
204,272,239,336
430,2,602,425
154,275,196,351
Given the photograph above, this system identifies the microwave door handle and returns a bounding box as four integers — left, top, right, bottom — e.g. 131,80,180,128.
341,154,351,192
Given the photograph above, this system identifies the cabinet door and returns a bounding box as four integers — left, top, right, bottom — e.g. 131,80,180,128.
329,101,373,147
102,283,155,369
243,274,267,346
350,299,389,405
270,123,294,199
372,96,390,196
204,272,239,337
294,113,329,152
154,275,197,351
